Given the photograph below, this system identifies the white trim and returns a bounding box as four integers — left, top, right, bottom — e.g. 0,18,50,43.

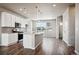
67,43,72,46
75,50,79,55
23,45,35,50
63,40,72,46
0,44,8,46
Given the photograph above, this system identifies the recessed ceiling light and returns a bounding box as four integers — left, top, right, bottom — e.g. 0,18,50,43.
52,4,56,7
19,8,23,11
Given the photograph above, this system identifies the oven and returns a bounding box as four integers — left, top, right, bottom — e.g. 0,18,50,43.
18,33,23,40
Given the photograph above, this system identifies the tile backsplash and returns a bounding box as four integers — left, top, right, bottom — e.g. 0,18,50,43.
2,27,14,33
1,27,27,33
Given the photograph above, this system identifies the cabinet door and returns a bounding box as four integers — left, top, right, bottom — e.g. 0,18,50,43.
15,16,18,23
23,34,33,49
15,17,21,23
1,34,8,46
21,18,25,28
8,13,13,27
9,33,18,44
1,12,8,27
1,12,12,27
11,15,15,27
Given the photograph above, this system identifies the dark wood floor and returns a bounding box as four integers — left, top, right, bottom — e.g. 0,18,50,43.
0,38,75,55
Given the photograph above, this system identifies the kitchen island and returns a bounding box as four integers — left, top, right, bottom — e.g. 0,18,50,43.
23,32,43,49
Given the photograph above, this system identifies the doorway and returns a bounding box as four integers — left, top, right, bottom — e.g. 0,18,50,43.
59,16,63,40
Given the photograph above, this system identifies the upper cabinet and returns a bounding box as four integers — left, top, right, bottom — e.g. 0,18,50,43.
15,17,21,23
21,18,27,28
1,12,15,27
11,14,16,27
15,17,26,28
1,12,27,28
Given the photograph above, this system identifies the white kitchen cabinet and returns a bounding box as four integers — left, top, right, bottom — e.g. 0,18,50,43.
8,33,18,45
24,19,28,25
1,12,27,28
21,18,26,28
1,12,11,27
23,34,33,49
16,17,26,28
1,34,8,46
15,16,18,23
15,17,24,27
1,12,15,27
11,14,16,27
1,33,18,46
23,33,43,49
15,17,21,23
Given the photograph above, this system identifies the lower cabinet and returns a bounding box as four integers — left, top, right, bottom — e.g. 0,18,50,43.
35,34,43,47
23,34,34,49
1,33,18,46
23,33,43,49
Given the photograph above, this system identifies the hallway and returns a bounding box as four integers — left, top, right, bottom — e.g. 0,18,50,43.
0,38,75,55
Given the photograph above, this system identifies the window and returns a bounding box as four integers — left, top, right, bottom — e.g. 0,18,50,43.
36,21,46,32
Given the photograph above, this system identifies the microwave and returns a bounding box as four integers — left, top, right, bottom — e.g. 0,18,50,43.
15,22,21,28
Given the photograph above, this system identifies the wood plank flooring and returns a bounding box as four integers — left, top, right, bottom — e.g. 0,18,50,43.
0,38,75,55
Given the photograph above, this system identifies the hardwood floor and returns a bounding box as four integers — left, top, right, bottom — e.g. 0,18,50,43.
0,38,75,55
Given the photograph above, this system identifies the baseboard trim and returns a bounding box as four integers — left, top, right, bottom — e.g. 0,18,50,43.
67,43,72,46
63,40,72,46
0,44,8,46
0,42,18,47
23,46,36,50
0,45,7,47
75,50,79,55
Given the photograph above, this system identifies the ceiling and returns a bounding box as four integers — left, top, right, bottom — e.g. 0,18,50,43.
0,3,71,20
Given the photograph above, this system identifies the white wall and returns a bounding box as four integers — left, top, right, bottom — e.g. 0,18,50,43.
69,5,75,47
75,4,79,54
63,5,75,46
0,13,1,44
63,8,69,45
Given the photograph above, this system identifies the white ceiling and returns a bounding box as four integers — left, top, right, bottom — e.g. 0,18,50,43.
0,3,71,20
